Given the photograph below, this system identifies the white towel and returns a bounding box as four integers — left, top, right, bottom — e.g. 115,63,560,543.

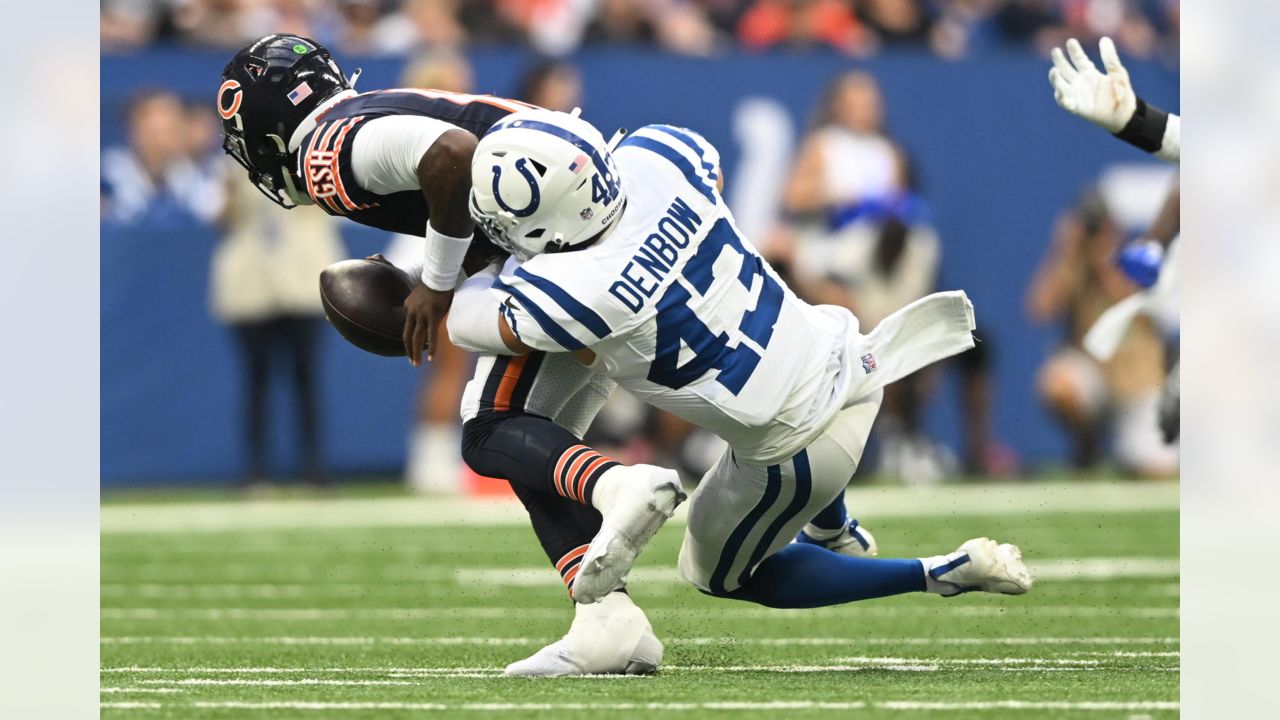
844,290,977,406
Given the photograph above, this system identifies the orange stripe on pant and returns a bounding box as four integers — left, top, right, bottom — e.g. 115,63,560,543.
574,456,612,503
561,450,601,501
491,354,529,412
555,545,589,574
563,564,582,596
553,445,588,498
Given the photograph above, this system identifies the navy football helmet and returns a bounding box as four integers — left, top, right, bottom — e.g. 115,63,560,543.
218,34,356,208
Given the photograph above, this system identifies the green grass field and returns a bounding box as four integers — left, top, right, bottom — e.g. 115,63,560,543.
101,481,1179,719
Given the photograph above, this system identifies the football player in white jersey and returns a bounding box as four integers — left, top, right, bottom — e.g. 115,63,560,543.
448,109,1034,629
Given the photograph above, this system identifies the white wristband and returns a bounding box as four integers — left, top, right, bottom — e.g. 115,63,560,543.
420,225,472,291
1157,114,1180,164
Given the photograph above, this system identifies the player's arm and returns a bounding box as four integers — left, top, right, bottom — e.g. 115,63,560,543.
447,264,598,364
1049,37,1180,163
404,128,479,365
347,115,480,365
1116,177,1179,288
446,264,534,355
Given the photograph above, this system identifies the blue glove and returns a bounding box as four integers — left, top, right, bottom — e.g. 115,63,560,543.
1116,239,1164,288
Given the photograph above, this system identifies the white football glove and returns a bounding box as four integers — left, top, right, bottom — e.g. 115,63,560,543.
1048,37,1136,133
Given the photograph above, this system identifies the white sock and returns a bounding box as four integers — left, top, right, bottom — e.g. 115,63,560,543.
802,522,846,542
589,465,628,513
919,551,966,595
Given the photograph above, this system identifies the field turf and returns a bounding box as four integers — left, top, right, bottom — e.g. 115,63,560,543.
101,481,1178,719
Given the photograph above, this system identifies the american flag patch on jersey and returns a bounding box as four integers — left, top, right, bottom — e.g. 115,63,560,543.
861,353,878,374
568,153,589,174
287,82,313,106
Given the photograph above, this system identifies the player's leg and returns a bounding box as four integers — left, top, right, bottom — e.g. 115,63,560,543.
283,314,325,485
795,491,879,557
461,353,624,507
457,354,664,675
233,320,271,485
460,354,685,605
679,392,1032,608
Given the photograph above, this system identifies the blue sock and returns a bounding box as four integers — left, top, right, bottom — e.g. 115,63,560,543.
726,543,925,609
808,491,849,531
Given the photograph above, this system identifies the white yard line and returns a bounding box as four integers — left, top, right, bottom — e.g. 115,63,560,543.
99,604,1179,621
100,700,1180,712
99,653,1178,676
101,635,1179,647
99,581,1182,601
101,481,1177,534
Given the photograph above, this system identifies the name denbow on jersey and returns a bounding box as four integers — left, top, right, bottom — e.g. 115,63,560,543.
608,196,703,313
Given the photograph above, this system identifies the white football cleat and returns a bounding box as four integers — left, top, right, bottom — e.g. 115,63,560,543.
797,519,879,557
924,537,1033,596
504,591,663,677
572,465,686,604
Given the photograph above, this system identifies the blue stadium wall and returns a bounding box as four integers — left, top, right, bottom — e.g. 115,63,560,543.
101,47,1179,485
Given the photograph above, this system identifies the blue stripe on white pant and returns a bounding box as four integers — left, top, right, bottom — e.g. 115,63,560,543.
679,394,883,596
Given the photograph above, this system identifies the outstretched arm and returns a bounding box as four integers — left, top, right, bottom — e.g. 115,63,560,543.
1049,37,1180,163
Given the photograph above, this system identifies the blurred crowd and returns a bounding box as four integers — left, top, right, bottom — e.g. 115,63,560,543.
102,42,1177,486
103,0,1180,61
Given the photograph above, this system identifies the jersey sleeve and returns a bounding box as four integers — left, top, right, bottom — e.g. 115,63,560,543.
492,259,615,353
349,114,458,194
620,124,722,202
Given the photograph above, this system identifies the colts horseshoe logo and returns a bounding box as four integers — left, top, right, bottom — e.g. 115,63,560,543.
217,79,243,120
491,158,541,218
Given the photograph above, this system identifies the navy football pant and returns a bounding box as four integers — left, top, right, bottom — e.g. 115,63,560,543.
462,411,608,595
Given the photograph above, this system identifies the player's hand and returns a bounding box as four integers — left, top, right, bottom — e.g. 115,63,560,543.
1049,37,1136,133
403,283,453,366
1115,239,1164,289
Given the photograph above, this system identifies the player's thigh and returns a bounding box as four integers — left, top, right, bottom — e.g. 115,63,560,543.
678,392,882,596
460,352,597,422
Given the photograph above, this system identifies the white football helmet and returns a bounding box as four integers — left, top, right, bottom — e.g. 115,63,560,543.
469,108,626,261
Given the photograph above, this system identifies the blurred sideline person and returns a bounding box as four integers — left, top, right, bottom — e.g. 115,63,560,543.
384,51,479,494
1025,189,1175,477
102,89,225,226
516,58,583,114
1048,36,1180,444
211,165,344,487
782,71,954,483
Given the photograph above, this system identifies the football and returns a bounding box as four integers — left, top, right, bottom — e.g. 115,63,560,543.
319,257,421,358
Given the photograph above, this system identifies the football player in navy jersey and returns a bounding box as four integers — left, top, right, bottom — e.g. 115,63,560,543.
218,34,675,676
218,34,528,365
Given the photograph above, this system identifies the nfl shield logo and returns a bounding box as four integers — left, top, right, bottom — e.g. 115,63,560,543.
861,353,878,374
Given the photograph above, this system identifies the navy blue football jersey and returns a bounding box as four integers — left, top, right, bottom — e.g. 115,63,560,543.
294,88,535,248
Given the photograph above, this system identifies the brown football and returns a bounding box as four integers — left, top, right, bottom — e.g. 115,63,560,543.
319,258,420,358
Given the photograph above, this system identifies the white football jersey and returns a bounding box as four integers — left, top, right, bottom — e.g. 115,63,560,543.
491,125,862,463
